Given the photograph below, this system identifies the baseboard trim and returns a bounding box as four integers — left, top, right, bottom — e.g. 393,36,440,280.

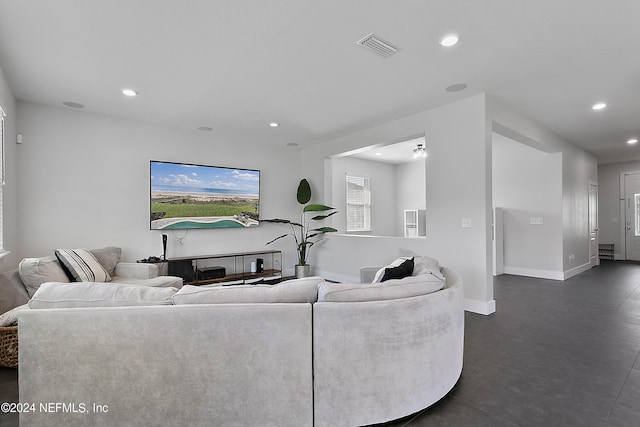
562,262,592,280
464,299,496,315
503,266,564,280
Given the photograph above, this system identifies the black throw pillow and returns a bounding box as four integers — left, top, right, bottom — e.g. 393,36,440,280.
381,257,414,282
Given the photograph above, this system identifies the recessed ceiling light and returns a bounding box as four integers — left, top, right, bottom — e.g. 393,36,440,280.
62,101,85,109
375,152,382,156
592,102,607,110
198,126,213,131
445,83,468,92
628,138,638,145
439,34,459,47
269,122,279,127
122,88,138,97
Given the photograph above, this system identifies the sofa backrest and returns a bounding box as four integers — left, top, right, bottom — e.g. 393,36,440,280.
0,269,29,315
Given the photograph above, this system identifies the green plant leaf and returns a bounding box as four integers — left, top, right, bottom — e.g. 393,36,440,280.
297,179,312,205
265,234,293,245
303,204,335,212
262,219,303,227
310,211,338,221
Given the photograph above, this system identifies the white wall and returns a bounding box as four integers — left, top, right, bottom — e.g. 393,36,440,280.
0,65,18,271
14,102,303,274
395,159,427,236
303,93,495,315
330,156,396,236
598,161,640,259
492,134,563,277
488,97,597,278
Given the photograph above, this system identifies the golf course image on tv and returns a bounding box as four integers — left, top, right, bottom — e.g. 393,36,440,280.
150,160,260,230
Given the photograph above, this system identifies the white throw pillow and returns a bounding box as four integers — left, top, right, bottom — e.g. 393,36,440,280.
172,276,323,305
89,246,122,276
55,249,111,282
29,282,178,309
18,256,70,297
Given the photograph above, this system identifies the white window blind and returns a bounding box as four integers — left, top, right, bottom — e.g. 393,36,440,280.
0,105,5,249
346,174,371,231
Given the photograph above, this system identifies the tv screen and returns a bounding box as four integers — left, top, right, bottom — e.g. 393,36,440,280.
150,160,260,230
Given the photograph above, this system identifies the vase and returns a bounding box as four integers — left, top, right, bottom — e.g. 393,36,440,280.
295,264,311,278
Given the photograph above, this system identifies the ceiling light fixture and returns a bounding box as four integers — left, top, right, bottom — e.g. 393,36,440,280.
445,83,468,92
628,138,638,145
122,88,138,97
269,122,279,127
592,102,607,110
439,34,459,47
62,101,85,109
413,143,427,159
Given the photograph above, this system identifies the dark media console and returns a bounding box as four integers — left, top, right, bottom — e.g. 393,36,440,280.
166,250,282,286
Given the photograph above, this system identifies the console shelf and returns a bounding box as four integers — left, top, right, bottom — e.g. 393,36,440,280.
167,250,282,286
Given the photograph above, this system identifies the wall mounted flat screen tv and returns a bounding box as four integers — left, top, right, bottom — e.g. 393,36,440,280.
150,160,260,230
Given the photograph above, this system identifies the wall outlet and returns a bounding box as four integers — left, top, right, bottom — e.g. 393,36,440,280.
569,254,575,262
461,218,471,228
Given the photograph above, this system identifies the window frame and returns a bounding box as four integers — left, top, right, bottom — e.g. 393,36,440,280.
346,174,371,232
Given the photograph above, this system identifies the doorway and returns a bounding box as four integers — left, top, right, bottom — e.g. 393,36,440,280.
624,172,640,261
589,181,599,267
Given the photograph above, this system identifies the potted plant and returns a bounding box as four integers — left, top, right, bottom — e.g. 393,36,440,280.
263,178,337,278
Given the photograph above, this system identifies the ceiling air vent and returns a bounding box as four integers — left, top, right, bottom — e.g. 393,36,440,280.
356,33,400,57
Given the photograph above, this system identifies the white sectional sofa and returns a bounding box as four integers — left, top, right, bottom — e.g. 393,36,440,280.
16,258,464,427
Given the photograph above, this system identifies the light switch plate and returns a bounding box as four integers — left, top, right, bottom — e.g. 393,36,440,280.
530,217,544,225
461,218,471,228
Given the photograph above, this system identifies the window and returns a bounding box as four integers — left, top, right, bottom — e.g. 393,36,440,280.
0,105,5,249
346,174,371,232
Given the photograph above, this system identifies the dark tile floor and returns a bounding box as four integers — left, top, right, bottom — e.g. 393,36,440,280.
2,261,640,426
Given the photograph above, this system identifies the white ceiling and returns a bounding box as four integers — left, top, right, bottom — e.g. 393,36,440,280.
0,0,638,164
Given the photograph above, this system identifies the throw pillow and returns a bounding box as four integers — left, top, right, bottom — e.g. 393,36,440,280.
372,257,409,283
381,257,414,282
89,246,122,276
18,256,70,297
55,249,111,282
398,248,445,281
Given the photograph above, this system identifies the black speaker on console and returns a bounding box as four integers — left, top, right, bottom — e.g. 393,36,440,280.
168,260,194,282
162,234,168,260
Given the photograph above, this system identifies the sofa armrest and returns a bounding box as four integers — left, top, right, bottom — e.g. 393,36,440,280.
360,266,381,283
114,262,160,280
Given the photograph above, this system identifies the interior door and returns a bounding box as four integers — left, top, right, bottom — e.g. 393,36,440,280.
589,182,599,267
624,173,640,261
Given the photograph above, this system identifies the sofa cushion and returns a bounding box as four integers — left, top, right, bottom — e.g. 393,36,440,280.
55,248,111,283
89,246,122,276
110,275,184,289
318,274,444,302
380,257,414,282
172,276,323,305
18,256,70,297
29,282,178,309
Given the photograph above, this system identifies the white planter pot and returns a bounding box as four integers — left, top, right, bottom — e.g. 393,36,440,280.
295,265,311,278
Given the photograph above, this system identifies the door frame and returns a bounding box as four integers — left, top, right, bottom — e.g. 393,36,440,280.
589,180,599,267
620,170,640,260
